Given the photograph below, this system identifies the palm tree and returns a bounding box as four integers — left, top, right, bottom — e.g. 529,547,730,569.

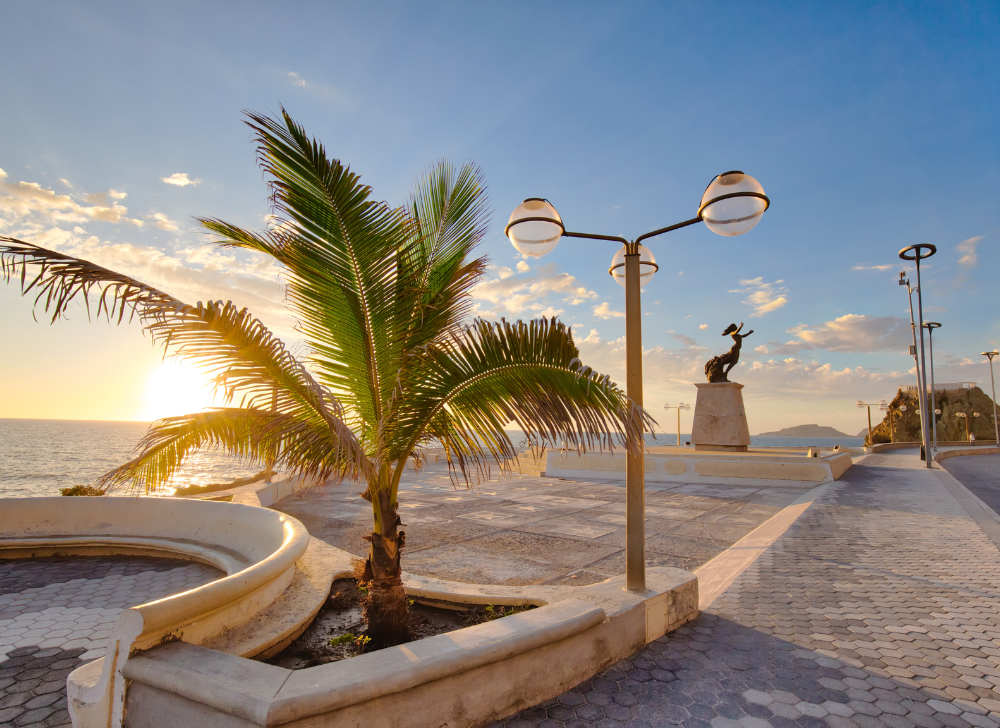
0,109,650,645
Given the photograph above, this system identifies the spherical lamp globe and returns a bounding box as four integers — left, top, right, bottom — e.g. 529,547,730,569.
609,245,658,288
698,171,769,237
505,199,564,257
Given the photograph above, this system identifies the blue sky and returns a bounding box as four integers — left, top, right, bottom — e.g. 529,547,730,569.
1,1,997,433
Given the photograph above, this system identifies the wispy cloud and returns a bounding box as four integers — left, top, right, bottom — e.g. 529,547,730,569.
161,173,200,188
593,301,625,319
147,212,179,231
729,276,788,316
957,235,982,267
473,262,598,318
0,168,143,226
852,264,894,271
287,71,307,87
699,323,708,330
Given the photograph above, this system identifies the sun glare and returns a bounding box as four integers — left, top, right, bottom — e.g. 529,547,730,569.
141,359,219,421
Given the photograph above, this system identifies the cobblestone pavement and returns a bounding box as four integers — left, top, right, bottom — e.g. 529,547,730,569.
942,454,1000,518
277,461,809,586
0,556,220,728
495,455,1000,728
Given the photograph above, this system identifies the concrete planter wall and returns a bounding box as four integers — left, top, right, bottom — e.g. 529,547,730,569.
0,497,321,728
120,568,699,728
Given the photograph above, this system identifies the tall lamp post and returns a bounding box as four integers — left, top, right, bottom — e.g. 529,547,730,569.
899,244,936,467
856,399,887,446
955,412,979,443
923,322,941,451
983,350,999,445
663,403,691,447
506,171,769,591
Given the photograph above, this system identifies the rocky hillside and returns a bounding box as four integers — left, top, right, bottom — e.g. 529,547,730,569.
866,386,998,444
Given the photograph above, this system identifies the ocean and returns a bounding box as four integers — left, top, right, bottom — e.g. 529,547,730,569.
0,419,865,499
0,419,260,498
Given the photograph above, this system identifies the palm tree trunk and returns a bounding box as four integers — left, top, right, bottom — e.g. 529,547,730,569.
361,490,411,647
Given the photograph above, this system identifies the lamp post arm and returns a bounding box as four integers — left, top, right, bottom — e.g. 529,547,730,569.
562,230,630,246
635,217,703,246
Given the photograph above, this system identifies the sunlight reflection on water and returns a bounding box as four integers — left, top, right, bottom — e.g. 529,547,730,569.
0,419,260,498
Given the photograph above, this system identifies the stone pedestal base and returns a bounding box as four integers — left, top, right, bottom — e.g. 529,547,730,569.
691,382,751,452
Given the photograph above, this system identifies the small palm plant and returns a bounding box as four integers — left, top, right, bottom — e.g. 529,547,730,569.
0,109,650,645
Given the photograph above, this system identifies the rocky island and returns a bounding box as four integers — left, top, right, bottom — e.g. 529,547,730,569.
758,424,852,437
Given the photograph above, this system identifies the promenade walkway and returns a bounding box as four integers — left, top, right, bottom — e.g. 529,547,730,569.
496,451,1000,728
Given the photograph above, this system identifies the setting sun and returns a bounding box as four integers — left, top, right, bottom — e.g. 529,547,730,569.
141,358,219,421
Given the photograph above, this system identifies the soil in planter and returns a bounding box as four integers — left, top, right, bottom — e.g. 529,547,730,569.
266,579,535,669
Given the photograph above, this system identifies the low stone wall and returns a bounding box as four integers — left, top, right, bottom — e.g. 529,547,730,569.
545,449,852,487
0,497,324,728
933,446,1000,463
120,567,698,728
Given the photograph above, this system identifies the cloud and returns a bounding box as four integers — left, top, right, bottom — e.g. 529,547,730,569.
0,168,143,226
699,324,708,330
161,173,200,188
670,332,701,348
729,276,788,316
147,212,179,231
785,314,910,353
853,264,894,271
288,72,307,87
593,302,625,319
957,236,982,268
472,262,598,317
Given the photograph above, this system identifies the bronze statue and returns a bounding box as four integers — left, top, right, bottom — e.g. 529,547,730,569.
705,323,754,383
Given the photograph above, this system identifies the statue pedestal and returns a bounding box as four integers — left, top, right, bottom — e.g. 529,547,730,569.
691,382,751,452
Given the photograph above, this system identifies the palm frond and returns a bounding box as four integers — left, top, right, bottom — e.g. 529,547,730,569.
200,108,416,447
99,408,354,493
0,237,372,481
393,317,654,490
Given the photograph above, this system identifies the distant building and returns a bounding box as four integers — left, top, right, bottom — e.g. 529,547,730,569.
899,382,975,393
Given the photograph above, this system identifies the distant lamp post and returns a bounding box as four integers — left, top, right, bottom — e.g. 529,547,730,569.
507,171,769,592
857,399,884,445
923,322,941,451
956,412,971,442
663,403,691,447
899,244,936,467
983,350,999,445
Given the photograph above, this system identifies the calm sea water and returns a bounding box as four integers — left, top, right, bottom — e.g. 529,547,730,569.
0,419,260,498
0,420,865,499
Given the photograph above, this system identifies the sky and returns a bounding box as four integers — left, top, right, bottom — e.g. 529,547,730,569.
1,1,998,435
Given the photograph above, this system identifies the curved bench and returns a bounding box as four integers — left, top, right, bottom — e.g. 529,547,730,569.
0,497,313,728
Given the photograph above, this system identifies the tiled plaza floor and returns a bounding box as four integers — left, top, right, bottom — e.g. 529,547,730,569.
276,461,811,586
0,557,220,728
494,453,1000,728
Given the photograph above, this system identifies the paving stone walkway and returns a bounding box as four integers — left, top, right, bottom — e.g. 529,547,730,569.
0,556,220,728
277,461,809,586
495,453,1000,728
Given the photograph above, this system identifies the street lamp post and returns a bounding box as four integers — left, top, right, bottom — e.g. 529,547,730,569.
506,171,769,592
899,244,936,467
923,322,941,451
856,399,887,446
983,351,999,445
955,412,978,443
663,403,691,447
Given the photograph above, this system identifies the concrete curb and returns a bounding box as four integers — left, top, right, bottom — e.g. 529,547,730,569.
693,483,829,609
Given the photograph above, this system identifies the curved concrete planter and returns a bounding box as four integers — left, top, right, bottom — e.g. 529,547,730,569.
120,566,698,727
0,497,318,728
